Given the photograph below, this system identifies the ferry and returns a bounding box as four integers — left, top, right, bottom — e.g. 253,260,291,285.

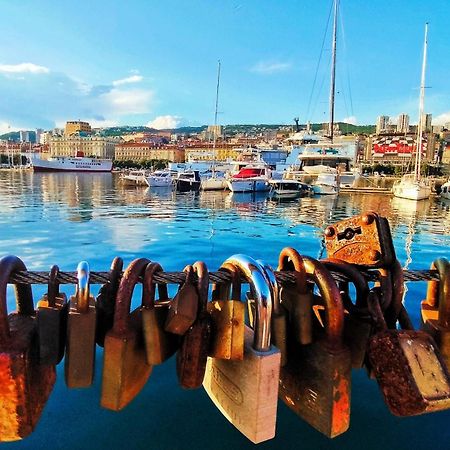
31,153,112,172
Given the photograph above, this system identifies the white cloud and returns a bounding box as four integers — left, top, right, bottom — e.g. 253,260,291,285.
0,122,17,134
147,115,182,129
0,63,49,74
433,112,450,126
98,88,154,115
250,61,292,74
112,75,143,86
342,116,357,125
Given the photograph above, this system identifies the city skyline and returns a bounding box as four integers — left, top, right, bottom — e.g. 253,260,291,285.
0,0,449,133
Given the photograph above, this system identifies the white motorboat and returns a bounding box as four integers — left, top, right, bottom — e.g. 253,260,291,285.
311,173,339,195
200,172,227,191
31,155,112,172
120,170,148,186
226,165,271,192
269,179,311,199
392,24,432,201
145,170,173,187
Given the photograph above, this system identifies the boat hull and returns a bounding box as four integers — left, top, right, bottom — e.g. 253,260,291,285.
200,178,226,191
32,157,112,172
226,178,270,193
176,180,200,192
392,178,432,201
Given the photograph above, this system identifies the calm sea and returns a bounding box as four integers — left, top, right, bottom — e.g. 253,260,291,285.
1,171,449,450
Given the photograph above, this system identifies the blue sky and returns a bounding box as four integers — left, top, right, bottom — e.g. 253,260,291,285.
0,0,449,132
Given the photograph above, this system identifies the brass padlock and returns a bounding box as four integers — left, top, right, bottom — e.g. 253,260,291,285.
279,256,351,438
177,261,212,389
367,290,450,416
141,262,179,365
421,257,450,370
101,258,152,411
207,262,245,360
36,265,68,365
324,211,395,267
164,265,198,335
278,247,313,345
96,256,123,347
257,259,288,367
0,255,56,442
65,261,97,388
203,254,281,444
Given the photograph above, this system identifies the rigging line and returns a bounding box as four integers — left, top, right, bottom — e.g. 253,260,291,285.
304,1,333,122
310,60,329,121
338,4,354,116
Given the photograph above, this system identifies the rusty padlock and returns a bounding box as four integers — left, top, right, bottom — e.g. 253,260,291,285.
141,262,179,365
36,265,68,365
96,256,123,347
65,261,97,388
421,257,450,370
0,255,56,442
164,265,198,335
324,211,395,267
203,254,281,444
177,261,212,389
207,262,245,360
367,289,450,416
279,256,351,438
101,258,152,411
278,247,313,345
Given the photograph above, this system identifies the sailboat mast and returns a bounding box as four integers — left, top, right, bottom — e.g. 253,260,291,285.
328,0,338,142
213,60,221,151
415,22,428,182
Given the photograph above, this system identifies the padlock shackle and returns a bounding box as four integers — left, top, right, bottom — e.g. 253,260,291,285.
142,262,168,308
256,260,281,315
224,254,272,352
425,258,450,327
384,259,405,328
75,261,91,313
0,255,34,342
193,261,209,313
302,256,344,344
277,247,307,294
47,265,60,308
109,256,124,293
113,258,151,335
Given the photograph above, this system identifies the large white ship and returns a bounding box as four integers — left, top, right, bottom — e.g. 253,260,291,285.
31,155,113,172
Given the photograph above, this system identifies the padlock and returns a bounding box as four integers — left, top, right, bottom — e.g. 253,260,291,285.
0,255,56,442
367,289,450,416
421,257,450,370
324,211,395,267
164,265,199,335
177,261,212,389
207,262,245,360
279,256,351,438
278,247,313,345
322,258,371,369
101,258,152,411
141,262,179,365
257,259,288,367
96,256,123,347
36,265,68,365
65,261,97,388
203,254,280,444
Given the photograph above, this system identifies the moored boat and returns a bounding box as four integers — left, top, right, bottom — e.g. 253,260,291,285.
120,170,148,186
311,172,339,195
269,179,312,199
145,169,173,188
175,170,201,192
31,155,112,172
226,164,271,193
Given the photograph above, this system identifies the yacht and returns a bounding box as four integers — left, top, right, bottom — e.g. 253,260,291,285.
120,170,148,186
175,170,201,192
145,169,173,188
226,164,271,193
311,172,339,195
269,179,311,199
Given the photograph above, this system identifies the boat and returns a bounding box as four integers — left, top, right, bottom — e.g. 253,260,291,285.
311,172,339,195
440,179,450,200
120,170,148,186
145,169,173,188
175,170,201,192
226,164,271,193
269,179,312,199
31,155,112,172
392,23,433,201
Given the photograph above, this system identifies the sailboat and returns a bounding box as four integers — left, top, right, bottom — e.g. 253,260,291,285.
201,60,227,191
392,23,433,201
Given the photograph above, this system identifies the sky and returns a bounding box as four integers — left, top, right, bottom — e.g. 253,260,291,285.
0,0,449,133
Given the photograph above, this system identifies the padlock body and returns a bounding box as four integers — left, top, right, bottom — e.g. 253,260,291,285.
142,306,179,365
343,313,373,368
368,329,450,416
36,293,68,365
164,284,198,335
65,295,96,388
0,315,55,441
279,339,351,438
101,309,152,411
203,326,280,444
207,300,244,360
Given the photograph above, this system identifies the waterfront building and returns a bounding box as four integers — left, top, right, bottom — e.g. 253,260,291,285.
49,135,118,158
65,121,92,136
376,116,389,134
114,142,184,162
19,130,30,142
421,113,432,133
397,114,410,134
36,128,44,145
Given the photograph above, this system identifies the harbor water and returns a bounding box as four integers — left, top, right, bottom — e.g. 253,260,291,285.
1,170,449,449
